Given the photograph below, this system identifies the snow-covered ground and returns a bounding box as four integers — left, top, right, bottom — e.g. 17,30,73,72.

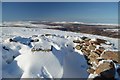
103,29,119,32
1,22,120,79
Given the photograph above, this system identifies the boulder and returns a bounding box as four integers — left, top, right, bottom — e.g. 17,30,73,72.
90,41,100,45
75,45,82,50
9,38,13,42
101,51,118,62
88,45,96,50
114,51,120,63
88,51,99,59
96,38,107,44
81,49,91,56
96,47,105,54
32,35,38,37
73,40,81,43
95,49,104,55
87,68,95,74
45,33,52,36
88,51,99,65
81,46,87,50
81,36,90,40
95,61,115,75
84,41,90,46
30,39,39,42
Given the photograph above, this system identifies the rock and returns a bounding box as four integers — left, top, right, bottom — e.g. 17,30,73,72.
45,33,52,36
99,47,105,50
73,40,81,43
84,38,91,41
32,35,38,37
3,46,9,51
95,49,104,55
81,46,87,50
81,36,89,40
31,39,39,42
114,51,120,63
88,51,99,65
88,51,99,59
105,41,112,45
87,68,95,74
75,45,82,50
9,38,13,42
95,61,115,75
101,51,118,62
88,45,96,50
96,38,107,44
90,41,100,45
81,49,91,56
84,41,90,46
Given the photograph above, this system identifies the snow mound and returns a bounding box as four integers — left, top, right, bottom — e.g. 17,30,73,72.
1,26,119,79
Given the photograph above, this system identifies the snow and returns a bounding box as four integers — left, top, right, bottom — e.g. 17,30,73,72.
52,21,118,26
3,21,62,29
103,29,119,32
1,22,120,79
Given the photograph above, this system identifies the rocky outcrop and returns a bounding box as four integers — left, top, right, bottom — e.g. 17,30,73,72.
73,37,119,79
101,51,118,62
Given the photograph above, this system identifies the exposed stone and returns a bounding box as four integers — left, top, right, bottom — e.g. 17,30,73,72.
89,51,99,59
96,38,107,44
45,33,52,36
99,47,105,50
88,45,96,50
84,38,91,41
81,36,89,40
118,52,120,64
30,39,39,42
101,51,118,62
73,40,81,43
32,35,38,37
3,46,9,51
95,61,115,75
81,46,87,50
9,38,13,42
114,51,120,63
88,51,99,65
9,38,17,42
81,49,91,56
31,46,52,52
84,41,90,46
105,41,112,45
95,49,104,55
75,45,82,50
73,36,118,79
90,41,100,45
87,68,95,74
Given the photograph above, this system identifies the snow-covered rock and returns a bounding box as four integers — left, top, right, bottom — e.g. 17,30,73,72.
1,25,119,79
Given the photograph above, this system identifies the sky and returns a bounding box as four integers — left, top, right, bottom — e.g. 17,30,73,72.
2,0,120,2
2,2,118,24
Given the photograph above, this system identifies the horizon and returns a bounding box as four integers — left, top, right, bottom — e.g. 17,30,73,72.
2,2,118,24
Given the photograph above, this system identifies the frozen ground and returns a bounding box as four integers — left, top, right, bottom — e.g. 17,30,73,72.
1,22,120,79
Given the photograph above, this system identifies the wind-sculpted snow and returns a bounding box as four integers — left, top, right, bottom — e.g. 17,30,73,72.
1,27,120,79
